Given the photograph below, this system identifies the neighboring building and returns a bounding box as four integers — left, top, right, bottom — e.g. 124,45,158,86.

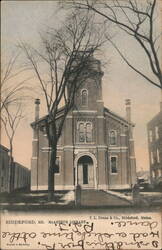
31,53,137,191
0,144,30,193
147,97,162,187
13,162,30,191
0,145,10,192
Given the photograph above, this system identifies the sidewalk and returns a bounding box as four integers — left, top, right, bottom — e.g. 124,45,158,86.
106,190,162,207
105,190,133,202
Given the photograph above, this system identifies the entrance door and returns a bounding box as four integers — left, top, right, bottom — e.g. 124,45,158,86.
83,164,88,184
77,155,94,188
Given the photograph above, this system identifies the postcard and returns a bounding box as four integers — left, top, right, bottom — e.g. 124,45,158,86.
1,0,162,249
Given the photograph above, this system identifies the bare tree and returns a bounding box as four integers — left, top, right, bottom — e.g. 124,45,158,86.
1,52,33,141
1,52,30,111
1,103,24,192
20,10,105,200
70,0,162,89
1,52,34,192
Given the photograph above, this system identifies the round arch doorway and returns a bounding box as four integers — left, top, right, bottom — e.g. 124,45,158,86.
77,155,95,189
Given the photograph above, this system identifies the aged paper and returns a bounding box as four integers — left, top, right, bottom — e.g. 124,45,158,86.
1,0,162,250
1,211,162,250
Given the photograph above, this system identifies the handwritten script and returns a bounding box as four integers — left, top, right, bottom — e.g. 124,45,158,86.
1,217,161,250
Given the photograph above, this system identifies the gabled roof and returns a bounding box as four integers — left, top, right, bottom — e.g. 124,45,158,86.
147,110,162,127
104,107,135,127
31,105,135,127
31,106,65,127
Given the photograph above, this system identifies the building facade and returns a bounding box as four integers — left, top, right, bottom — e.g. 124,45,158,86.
0,144,30,193
31,55,136,191
0,145,10,192
147,99,162,186
13,162,30,191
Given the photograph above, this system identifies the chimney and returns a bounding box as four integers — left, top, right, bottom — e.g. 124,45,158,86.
35,98,40,121
125,99,131,122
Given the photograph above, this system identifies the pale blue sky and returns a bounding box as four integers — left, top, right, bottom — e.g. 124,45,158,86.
1,0,161,171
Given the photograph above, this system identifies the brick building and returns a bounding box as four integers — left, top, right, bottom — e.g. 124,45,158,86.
147,95,162,186
147,0,162,187
31,54,137,191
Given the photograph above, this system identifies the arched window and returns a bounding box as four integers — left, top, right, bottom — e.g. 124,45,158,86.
81,89,88,106
109,130,117,145
86,123,92,142
79,123,85,142
78,122,93,143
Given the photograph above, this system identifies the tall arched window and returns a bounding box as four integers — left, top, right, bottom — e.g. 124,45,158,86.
81,89,88,106
109,130,117,145
79,123,85,142
86,123,92,142
78,122,93,143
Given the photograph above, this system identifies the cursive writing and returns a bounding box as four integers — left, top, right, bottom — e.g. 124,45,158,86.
1,220,160,249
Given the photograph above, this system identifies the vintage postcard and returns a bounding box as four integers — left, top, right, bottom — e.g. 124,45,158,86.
1,0,162,249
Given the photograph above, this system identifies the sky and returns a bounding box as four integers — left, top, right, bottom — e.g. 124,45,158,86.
1,0,162,171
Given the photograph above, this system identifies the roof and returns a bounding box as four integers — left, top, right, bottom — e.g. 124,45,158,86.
31,105,134,127
14,162,30,171
104,107,135,127
0,144,9,152
147,110,162,127
31,106,65,127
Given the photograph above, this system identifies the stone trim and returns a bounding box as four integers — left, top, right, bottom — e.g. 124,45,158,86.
31,185,48,191
109,184,131,190
97,184,108,189
31,185,74,191
109,146,128,150
97,116,105,119
73,110,97,113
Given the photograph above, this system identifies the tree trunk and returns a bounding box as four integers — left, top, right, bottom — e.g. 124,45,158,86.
9,143,14,193
48,143,56,201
